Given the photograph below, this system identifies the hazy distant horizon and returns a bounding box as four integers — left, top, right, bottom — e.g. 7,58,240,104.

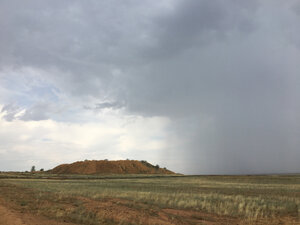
1,0,300,174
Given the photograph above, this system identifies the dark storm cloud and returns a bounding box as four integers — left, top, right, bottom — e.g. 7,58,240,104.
123,40,300,174
1,0,300,174
118,0,300,174
144,0,258,58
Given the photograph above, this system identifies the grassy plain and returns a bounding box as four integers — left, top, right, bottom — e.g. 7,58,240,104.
0,173,299,224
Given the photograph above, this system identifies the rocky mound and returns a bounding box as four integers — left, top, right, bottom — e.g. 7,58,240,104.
50,160,175,175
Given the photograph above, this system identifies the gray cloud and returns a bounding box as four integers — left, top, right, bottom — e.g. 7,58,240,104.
84,101,125,111
143,0,258,58
116,0,300,174
1,104,21,121
1,102,61,122
293,1,300,15
0,0,300,174
20,103,52,121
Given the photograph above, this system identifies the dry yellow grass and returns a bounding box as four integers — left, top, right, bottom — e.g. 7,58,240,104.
2,174,300,222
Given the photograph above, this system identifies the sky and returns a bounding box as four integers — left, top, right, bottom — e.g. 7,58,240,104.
1,0,300,174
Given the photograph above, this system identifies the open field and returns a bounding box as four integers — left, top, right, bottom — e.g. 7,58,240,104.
0,174,299,224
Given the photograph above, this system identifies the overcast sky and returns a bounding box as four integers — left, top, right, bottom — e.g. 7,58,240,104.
1,0,300,174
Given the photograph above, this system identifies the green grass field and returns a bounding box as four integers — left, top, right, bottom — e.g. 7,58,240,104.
0,174,300,224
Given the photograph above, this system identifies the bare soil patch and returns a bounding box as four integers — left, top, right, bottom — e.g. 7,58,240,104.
80,197,240,224
0,203,24,225
0,197,74,225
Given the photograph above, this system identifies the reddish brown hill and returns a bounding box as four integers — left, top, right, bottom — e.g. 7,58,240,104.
50,160,175,175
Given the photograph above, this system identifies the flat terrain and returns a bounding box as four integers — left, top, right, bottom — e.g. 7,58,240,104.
0,173,299,224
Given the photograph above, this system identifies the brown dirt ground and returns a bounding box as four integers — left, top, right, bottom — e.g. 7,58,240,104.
0,182,299,225
0,197,74,225
0,196,239,225
81,197,239,225
1,196,298,225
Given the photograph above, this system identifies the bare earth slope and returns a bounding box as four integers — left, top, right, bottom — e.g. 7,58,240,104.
50,160,175,175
